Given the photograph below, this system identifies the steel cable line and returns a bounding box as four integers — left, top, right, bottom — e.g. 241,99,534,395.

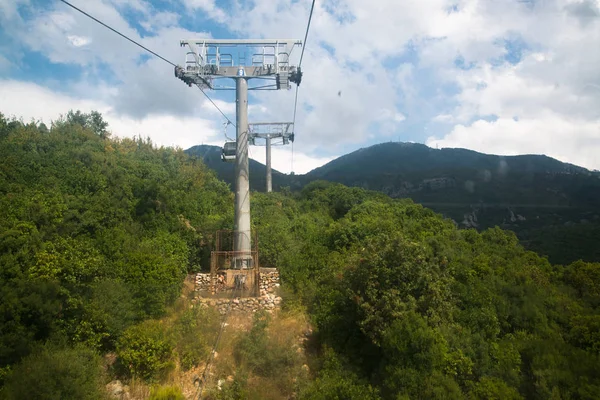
195,286,237,400
58,0,236,127
197,85,236,128
58,0,176,67
299,0,316,69
291,0,316,173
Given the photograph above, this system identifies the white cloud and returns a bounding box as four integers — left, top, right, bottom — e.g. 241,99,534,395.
0,80,220,149
67,35,91,47
433,114,455,123
0,80,104,122
0,0,30,21
108,0,149,14
2,0,599,172
248,145,334,175
106,114,220,150
426,114,600,170
378,109,406,123
141,11,179,31
200,98,235,116
184,0,226,22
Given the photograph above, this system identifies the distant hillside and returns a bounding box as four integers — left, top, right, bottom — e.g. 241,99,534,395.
302,143,600,264
186,141,600,264
306,142,594,205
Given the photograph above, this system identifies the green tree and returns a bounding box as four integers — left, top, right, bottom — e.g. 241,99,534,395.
116,320,174,381
1,344,104,400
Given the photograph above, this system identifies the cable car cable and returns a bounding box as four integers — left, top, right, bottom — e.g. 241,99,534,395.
299,0,316,68
57,0,236,128
196,85,236,128
58,0,176,67
290,0,316,173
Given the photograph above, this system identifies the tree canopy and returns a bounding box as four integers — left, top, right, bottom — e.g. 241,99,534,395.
1,111,599,399
0,111,231,392
251,182,600,400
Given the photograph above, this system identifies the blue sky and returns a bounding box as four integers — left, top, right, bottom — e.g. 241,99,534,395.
0,0,599,173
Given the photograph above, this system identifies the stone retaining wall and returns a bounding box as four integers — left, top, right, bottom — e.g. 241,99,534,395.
195,268,280,296
196,293,282,315
259,268,280,296
194,268,282,313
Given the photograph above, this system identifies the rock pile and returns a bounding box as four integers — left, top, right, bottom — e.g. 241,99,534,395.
195,268,280,297
195,273,211,292
106,380,129,399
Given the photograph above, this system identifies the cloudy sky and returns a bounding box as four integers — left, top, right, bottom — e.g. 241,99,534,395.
0,0,599,173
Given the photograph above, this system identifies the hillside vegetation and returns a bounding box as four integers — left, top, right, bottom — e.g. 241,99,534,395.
188,143,600,265
252,182,600,400
0,111,231,397
1,112,600,399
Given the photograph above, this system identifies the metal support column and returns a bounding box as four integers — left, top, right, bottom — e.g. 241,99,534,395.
234,73,251,265
266,136,272,193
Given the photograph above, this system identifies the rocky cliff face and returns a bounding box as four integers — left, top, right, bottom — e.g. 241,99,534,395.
460,206,527,229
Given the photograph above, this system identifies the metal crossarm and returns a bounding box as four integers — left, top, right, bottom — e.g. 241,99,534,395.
176,39,302,90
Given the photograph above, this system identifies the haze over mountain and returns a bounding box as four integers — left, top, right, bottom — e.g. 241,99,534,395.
186,142,600,264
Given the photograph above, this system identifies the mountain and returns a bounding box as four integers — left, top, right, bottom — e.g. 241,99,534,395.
306,142,593,203
186,142,600,264
303,143,600,264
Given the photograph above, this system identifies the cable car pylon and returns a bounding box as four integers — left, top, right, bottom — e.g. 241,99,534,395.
175,39,302,268
248,122,294,192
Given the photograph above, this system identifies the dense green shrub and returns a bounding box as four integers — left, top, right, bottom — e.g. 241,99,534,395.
1,344,104,400
116,320,173,381
148,385,185,400
73,279,137,351
233,311,298,377
299,349,380,400
467,377,523,400
253,184,600,399
171,307,211,370
0,111,231,374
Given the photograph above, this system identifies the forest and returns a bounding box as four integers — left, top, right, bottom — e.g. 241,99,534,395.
1,111,599,399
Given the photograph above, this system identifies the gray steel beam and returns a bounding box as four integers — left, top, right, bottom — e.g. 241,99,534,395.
266,136,272,193
181,39,302,46
248,122,294,126
233,74,251,265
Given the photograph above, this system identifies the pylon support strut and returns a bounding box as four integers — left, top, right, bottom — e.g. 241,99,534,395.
234,75,251,262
